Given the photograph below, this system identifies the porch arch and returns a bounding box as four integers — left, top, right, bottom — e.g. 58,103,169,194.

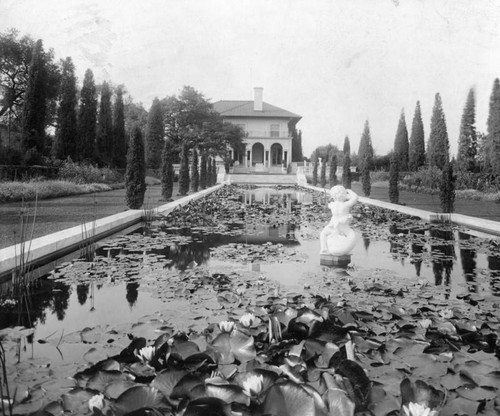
271,143,283,166
252,142,264,165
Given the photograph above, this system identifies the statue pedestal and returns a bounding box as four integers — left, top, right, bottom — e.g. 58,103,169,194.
320,253,351,267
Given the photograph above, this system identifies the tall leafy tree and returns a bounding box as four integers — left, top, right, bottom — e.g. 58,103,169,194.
161,139,174,201
409,101,425,171
329,152,337,186
145,98,164,170
427,93,449,169
178,143,190,195
0,30,34,128
77,69,97,162
486,78,500,176
200,151,208,189
191,148,199,192
53,57,77,160
125,125,146,209
342,136,352,189
96,81,113,166
394,111,409,172
21,39,47,159
457,88,477,173
113,85,127,168
389,152,399,204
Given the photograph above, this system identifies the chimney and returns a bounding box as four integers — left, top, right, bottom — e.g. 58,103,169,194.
253,87,263,111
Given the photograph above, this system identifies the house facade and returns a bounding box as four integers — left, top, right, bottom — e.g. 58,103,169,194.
213,88,301,173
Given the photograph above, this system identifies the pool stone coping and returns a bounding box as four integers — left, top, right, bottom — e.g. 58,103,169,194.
0,184,224,282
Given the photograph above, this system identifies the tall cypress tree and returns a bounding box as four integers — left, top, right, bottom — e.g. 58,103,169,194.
320,159,327,188
329,152,337,186
200,151,207,189
394,110,409,172
53,57,77,161
409,101,425,171
145,98,164,170
440,161,455,213
21,39,47,160
191,148,199,192
358,120,374,171
389,152,399,204
78,69,97,162
312,157,318,186
96,81,113,166
342,136,352,189
178,143,190,195
125,125,146,209
486,78,500,176
358,120,374,196
427,93,449,170
456,88,477,173
161,140,174,201
113,85,127,168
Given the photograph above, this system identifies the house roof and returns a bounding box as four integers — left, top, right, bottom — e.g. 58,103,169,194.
212,100,301,121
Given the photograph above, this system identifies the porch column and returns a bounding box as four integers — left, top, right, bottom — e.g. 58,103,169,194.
265,149,270,168
284,151,288,166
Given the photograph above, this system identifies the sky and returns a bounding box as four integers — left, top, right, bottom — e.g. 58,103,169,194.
2,0,500,157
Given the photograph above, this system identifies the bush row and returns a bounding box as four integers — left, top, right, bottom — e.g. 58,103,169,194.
0,181,114,203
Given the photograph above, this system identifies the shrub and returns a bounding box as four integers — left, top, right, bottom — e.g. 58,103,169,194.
58,160,122,184
401,166,441,191
370,170,390,184
440,162,455,213
0,180,112,202
389,154,399,203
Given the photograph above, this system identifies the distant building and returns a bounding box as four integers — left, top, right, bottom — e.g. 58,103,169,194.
213,88,301,173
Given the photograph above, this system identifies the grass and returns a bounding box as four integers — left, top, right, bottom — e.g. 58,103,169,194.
0,180,120,203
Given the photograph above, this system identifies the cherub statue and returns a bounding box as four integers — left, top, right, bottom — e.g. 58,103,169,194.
320,185,358,255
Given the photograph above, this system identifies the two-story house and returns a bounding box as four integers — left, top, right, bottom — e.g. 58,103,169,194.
213,88,301,173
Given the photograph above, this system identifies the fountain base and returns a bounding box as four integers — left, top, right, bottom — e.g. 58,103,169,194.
320,253,351,267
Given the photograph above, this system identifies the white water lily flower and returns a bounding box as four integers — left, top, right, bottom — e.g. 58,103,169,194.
219,320,235,333
242,374,264,396
88,393,105,411
439,308,453,319
236,286,246,295
136,346,155,363
418,318,432,329
239,313,256,328
403,402,439,416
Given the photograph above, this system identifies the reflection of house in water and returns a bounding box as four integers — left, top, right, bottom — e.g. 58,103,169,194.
242,188,312,207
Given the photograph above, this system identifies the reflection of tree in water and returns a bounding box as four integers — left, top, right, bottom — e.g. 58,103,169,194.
458,232,477,293
410,229,425,277
51,282,71,321
389,225,409,265
430,228,455,287
126,281,139,307
362,234,370,251
488,255,500,295
167,244,210,270
76,284,89,305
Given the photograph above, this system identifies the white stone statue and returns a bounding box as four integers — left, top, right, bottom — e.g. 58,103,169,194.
320,185,358,256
